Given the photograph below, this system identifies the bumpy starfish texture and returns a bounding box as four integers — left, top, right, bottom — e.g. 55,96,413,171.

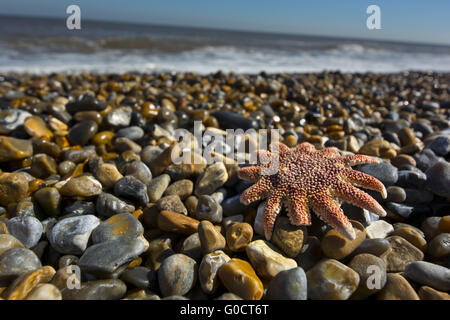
238,142,387,240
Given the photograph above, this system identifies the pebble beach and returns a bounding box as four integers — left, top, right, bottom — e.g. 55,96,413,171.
0,70,449,300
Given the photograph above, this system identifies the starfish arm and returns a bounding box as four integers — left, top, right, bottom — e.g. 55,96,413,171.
332,181,387,217
287,191,311,225
317,147,340,158
295,142,316,153
238,165,262,182
270,141,291,155
310,191,356,240
340,154,380,166
240,177,272,204
262,192,284,240
341,168,387,198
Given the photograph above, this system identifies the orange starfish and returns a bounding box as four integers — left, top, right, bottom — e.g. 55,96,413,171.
238,142,387,240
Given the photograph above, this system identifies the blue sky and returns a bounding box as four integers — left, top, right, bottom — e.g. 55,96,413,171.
1,0,449,45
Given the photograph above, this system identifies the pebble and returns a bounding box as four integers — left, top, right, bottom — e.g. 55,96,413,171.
116,126,144,141
95,163,123,189
68,120,98,146
149,143,180,177
390,227,427,252
0,248,42,285
114,175,149,206
0,173,29,206
91,212,143,244
348,254,387,299
2,265,56,300
63,201,95,217
164,179,193,200
105,106,132,128
195,195,223,223
365,220,394,239
60,176,102,198
421,216,442,240
265,267,307,300
356,162,398,186
0,136,33,162
376,273,419,300
306,259,360,300
386,186,406,203
358,139,393,158
397,170,427,189
245,239,297,279
123,161,152,185
0,109,31,134
147,173,170,202
218,258,263,300
426,135,450,156
180,233,202,261
426,161,450,198
414,148,442,171
157,195,188,215
215,293,243,300
403,188,434,204
271,216,306,258
418,286,450,300
34,187,61,217
226,222,253,252
96,192,134,218
61,279,127,300
25,283,62,300
30,153,57,178
386,202,415,219
321,220,366,259
198,250,230,294
380,236,424,272
438,216,450,233
78,238,148,277
195,162,228,196
391,154,416,168
65,94,107,114
427,233,450,260
23,116,53,139
156,210,199,235
6,216,43,248
0,234,24,256
221,194,248,216
212,110,259,131
198,220,226,254
115,137,142,154
158,253,197,297
49,215,100,254
120,266,156,290
404,261,450,291
295,236,322,271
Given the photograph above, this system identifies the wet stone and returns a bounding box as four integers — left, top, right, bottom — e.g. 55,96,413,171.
63,200,95,217
381,236,424,272
0,109,31,134
30,153,57,179
147,173,170,203
0,234,24,256
60,176,102,198
198,250,230,294
198,220,226,254
265,267,308,300
114,137,142,154
0,248,42,285
115,126,144,141
164,179,193,200
34,187,61,217
404,261,450,292
271,216,306,258
91,212,143,244
95,163,123,190
158,253,197,297
348,254,387,299
157,195,187,215
65,95,107,114
195,195,223,223
195,162,228,196
218,258,263,300
78,238,148,277
49,215,100,255
306,259,360,300
121,162,152,187
64,147,96,163
246,239,297,279
114,175,149,206
61,279,127,300
96,192,134,218
120,266,156,290
6,216,43,249
0,173,29,206
0,136,33,162
68,120,98,146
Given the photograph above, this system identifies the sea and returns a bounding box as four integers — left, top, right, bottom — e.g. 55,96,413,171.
1,15,450,74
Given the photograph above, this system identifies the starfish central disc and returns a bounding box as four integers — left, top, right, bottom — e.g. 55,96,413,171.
238,142,387,240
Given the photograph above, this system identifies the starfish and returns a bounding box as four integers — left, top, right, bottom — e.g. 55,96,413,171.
238,141,387,240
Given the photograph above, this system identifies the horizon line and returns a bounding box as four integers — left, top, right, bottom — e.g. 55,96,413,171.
2,12,450,48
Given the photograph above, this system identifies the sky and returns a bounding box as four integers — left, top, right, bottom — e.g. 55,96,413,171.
1,0,449,45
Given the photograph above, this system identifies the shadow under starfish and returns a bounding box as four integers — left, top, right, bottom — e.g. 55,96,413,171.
238,141,387,240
